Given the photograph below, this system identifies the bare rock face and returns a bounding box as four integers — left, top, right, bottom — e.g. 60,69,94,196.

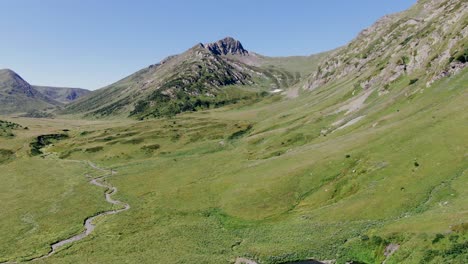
205,37,249,56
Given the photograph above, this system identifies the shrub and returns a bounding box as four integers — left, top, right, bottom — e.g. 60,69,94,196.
123,138,144,144
29,134,69,156
432,233,444,244
228,124,253,140
141,144,161,153
371,235,384,245
85,146,104,153
455,48,468,63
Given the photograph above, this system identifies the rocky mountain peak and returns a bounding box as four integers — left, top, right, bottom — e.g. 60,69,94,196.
205,37,248,56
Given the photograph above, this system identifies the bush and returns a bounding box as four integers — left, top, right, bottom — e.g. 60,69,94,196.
85,146,104,153
29,134,69,156
123,138,144,144
141,144,161,154
455,48,468,63
371,236,384,245
228,124,253,140
432,233,444,244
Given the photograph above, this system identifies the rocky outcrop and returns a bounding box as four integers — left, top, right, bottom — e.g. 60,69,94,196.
307,0,467,91
205,37,249,56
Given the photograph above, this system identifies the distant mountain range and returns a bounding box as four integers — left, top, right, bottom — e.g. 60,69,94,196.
33,86,90,104
0,69,90,114
62,37,326,118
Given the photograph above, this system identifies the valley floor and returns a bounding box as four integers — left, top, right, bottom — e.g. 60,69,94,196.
0,69,467,264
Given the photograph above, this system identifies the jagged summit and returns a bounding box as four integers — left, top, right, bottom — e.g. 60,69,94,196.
205,37,249,56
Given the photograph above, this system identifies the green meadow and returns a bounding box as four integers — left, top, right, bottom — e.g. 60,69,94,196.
1,68,466,263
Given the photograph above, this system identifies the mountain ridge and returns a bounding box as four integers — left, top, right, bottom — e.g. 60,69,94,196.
33,86,91,104
0,69,90,114
63,37,319,118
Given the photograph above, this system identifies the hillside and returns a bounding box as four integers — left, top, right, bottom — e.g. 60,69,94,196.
63,37,325,118
0,69,59,114
308,0,467,91
0,69,90,114
33,86,90,104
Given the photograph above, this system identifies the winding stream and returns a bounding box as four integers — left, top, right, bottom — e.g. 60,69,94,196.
27,161,130,261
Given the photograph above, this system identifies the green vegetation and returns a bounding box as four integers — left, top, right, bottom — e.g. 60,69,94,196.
0,1,466,263
0,148,15,164
0,119,22,137
29,134,69,156
130,88,269,119
0,67,465,263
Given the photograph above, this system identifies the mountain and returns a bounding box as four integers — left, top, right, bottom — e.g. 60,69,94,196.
0,69,59,114
0,69,90,114
63,37,325,118
33,86,90,104
308,0,467,91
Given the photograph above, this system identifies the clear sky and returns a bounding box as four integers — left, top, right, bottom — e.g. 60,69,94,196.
0,0,415,90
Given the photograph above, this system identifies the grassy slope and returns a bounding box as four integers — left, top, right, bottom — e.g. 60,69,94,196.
258,51,332,76
0,69,461,263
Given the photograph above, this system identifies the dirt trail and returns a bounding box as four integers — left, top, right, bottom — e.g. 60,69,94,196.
4,161,130,263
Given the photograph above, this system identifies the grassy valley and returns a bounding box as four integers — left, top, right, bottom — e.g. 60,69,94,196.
0,0,466,263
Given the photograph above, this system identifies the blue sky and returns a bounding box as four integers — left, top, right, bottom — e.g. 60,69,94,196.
0,0,415,90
